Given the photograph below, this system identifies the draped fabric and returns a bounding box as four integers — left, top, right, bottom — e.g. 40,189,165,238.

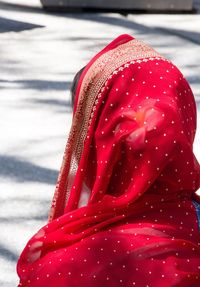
17,34,200,287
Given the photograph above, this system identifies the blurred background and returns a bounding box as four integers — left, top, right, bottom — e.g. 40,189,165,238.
0,1,199,286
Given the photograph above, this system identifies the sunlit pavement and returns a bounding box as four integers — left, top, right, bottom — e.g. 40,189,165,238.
0,1,199,286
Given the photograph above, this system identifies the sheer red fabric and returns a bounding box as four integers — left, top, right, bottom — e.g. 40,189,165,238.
17,34,200,287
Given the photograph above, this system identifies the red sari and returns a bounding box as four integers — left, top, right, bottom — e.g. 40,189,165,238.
17,34,200,287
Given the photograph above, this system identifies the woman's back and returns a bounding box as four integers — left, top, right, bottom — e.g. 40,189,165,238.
17,34,200,287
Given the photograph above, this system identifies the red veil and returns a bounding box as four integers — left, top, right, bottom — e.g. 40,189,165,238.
17,34,200,287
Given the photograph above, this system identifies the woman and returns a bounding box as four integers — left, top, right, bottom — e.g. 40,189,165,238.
17,34,200,286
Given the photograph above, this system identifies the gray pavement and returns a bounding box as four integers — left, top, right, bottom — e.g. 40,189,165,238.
0,1,200,286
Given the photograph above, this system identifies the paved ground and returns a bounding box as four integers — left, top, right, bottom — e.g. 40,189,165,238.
0,1,200,286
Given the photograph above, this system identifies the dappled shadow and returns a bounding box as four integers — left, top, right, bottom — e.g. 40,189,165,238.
64,13,156,35
0,78,73,112
186,75,200,85
29,98,72,113
62,13,199,45
157,26,200,45
0,196,50,204
58,13,200,56
0,79,71,91
0,155,58,184
32,98,70,106
184,75,200,101
0,243,18,262
194,98,200,107
0,214,48,223
0,16,44,33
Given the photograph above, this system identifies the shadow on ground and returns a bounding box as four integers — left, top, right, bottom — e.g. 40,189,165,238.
0,16,44,33
0,155,58,184
0,243,18,262
0,79,71,91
